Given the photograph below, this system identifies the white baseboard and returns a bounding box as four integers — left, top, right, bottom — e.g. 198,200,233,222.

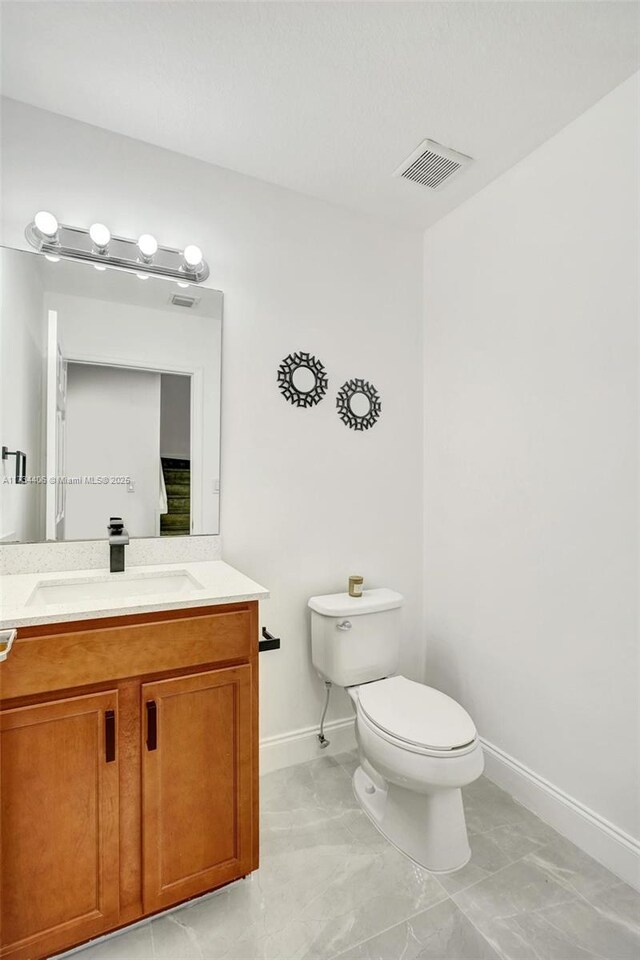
260,716,356,775
481,737,640,892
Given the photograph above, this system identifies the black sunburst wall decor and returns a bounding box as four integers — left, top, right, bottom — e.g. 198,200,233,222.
336,378,382,431
277,351,328,408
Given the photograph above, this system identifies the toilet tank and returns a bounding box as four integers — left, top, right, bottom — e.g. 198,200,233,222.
308,588,404,687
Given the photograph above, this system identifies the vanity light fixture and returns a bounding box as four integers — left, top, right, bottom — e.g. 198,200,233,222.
25,213,210,283
89,222,111,253
34,210,59,241
183,244,203,269
137,233,158,261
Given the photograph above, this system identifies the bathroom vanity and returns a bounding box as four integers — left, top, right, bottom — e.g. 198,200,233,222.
0,235,270,958
0,561,268,960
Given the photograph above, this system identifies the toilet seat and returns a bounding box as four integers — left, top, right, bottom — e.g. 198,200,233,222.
356,676,477,754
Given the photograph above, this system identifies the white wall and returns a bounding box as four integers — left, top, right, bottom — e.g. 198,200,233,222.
0,250,46,541
65,364,161,540
0,98,424,745
161,375,191,461
423,75,639,841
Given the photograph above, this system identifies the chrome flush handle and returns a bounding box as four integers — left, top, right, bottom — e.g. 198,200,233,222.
336,620,352,631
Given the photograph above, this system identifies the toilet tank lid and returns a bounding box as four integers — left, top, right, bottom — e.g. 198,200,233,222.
308,588,404,617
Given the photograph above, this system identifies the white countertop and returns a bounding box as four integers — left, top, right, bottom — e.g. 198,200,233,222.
0,560,269,629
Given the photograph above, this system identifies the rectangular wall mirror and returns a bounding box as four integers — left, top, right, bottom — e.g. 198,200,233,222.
0,246,222,543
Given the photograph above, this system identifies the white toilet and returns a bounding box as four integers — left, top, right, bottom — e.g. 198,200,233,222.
308,588,484,872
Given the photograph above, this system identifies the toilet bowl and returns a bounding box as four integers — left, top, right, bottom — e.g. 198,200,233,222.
348,677,484,872
309,588,484,873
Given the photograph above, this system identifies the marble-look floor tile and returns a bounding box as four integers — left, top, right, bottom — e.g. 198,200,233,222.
468,888,640,960
451,850,640,960
332,899,499,960
223,920,326,960
478,814,558,862
440,804,560,894
62,923,154,960
260,760,362,865
526,835,630,901
462,777,542,835
165,875,273,958
261,796,359,858
187,833,445,959
178,851,364,953
338,807,390,850
585,880,640,930
260,761,344,808
333,750,360,777
304,755,352,783
150,913,204,959
62,756,637,960
294,843,448,958
452,857,579,934
534,896,640,960
479,909,603,960
306,773,362,816
438,828,513,894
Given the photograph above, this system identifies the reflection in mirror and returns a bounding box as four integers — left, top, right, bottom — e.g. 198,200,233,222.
0,247,222,544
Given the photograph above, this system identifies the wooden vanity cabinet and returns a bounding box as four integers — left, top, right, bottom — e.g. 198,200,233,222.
141,665,254,913
0,602,259,960
0,691,121,958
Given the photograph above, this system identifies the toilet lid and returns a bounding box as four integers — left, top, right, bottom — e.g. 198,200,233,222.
357,676,477,751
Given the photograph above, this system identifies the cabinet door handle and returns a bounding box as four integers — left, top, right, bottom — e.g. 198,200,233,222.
105,710,116,763
146,700,157,751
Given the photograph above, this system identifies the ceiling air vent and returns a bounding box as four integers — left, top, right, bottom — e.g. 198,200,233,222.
394,139,472,190
170,293,200,309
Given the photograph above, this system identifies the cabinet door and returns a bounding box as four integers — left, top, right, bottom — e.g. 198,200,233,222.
1,691,120,960
142,665,253,912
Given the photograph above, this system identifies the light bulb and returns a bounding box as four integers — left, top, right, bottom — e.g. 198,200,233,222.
137,234,158,259
94,264,106,271
34,210,59,238
136,272,149,280
177,281,190,289
45,254,60,263
183,244,203,268
89,222,110,250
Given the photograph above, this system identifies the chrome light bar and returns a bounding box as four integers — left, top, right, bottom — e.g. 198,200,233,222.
25,213,209,283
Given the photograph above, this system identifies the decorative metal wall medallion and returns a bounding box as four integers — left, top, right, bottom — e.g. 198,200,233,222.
336,378,382,431
277,351,328,408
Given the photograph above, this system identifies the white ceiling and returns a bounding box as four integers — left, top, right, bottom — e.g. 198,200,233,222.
1,1,639,229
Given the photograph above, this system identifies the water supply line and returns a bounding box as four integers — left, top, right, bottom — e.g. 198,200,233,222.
317,680,332,748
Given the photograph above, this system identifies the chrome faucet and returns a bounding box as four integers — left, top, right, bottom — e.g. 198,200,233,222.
107,517,129,573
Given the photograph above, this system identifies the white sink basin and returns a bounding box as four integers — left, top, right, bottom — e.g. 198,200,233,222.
27,570,205,606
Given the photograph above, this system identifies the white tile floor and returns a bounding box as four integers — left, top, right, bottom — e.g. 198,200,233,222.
64,751,640,960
